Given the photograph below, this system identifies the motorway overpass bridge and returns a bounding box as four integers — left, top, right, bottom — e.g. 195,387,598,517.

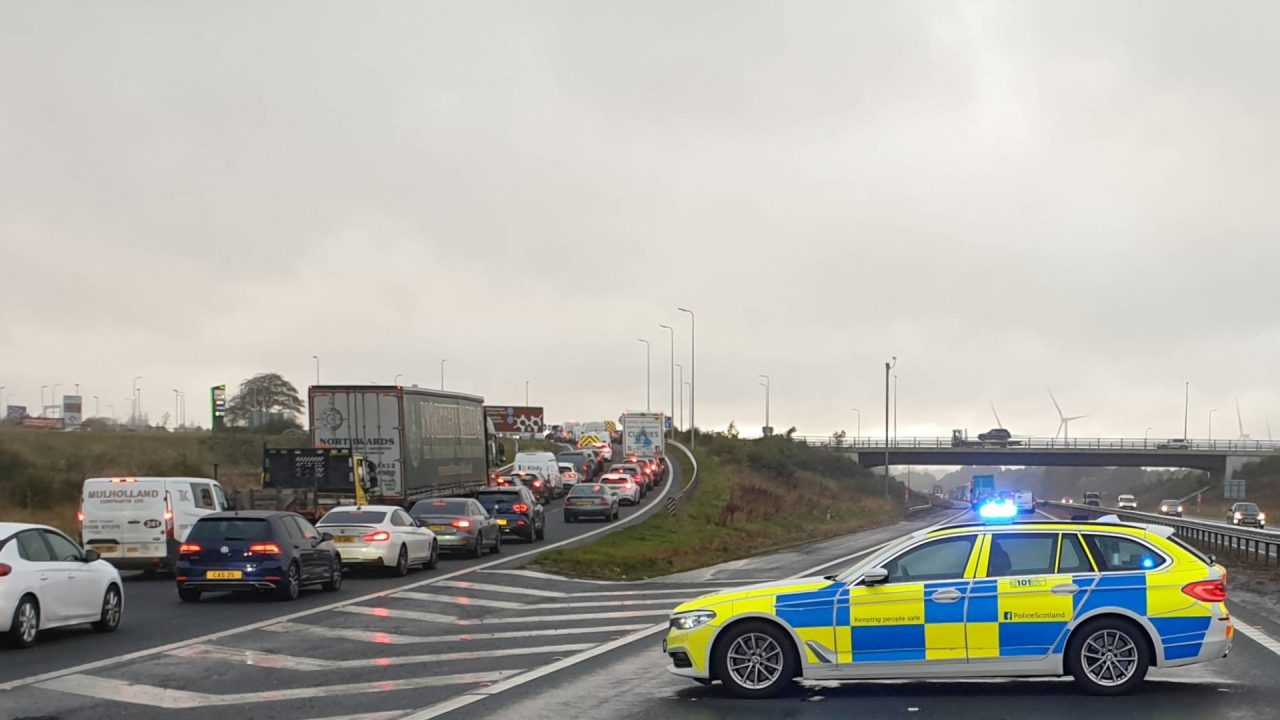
798,436,1280,484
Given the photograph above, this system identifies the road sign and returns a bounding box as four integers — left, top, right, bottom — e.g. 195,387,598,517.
664,416,673,431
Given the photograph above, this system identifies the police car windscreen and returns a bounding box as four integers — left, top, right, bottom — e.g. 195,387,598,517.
188,518,271,542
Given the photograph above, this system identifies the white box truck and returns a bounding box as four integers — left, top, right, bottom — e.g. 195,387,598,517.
621,412,665,459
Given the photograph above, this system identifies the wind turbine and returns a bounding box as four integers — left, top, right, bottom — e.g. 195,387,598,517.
1048,389,1087,441
1237,401,1250,441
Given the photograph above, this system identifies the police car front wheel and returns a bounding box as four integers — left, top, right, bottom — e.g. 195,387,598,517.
1066,617,1150,695
713,621,797,699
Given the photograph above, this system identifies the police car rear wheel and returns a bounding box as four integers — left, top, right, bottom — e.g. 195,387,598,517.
715,621,796,699
1067,618,1149,695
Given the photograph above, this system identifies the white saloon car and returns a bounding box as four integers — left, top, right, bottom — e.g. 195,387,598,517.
599,473,641,505
1,522,124,648
316,506,438,576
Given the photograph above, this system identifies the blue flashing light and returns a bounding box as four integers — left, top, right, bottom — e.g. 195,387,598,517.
1141,557,1156,569
979,499,1017,522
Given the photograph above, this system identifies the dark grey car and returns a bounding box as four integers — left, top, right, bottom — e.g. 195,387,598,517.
410,498,501,558
1228,502,1265,528
563,483,619,523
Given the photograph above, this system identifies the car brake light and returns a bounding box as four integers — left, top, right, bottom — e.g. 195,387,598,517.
248,542,283,554
0,563,12,577
361,531,391,542
164,493,175,539
1183,580,1227,603
178,543,201,554
451,519,471,529
512,503,530,514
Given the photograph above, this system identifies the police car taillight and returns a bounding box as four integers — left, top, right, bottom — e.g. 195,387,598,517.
1183,580,1227,603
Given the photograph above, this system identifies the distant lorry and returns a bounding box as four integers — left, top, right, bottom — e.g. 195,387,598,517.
932,484,945,498
970,474,996,509
621,412,666,459
951,428,1022,448
234,447,377,520
308,385,494,505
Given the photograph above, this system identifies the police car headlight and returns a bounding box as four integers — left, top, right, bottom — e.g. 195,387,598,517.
670,610,716,631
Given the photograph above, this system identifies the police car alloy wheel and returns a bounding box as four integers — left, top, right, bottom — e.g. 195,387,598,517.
714,621,797,699
1066,618,1150,695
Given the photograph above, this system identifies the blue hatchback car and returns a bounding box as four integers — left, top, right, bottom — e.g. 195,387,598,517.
175,510,343,602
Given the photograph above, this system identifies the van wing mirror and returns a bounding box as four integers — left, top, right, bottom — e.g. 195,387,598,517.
862,567,889,585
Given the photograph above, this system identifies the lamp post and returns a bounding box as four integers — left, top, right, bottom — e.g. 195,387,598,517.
40,385,48,415
885,356,896,498
1183,381,1190,440
893,373,899,443
637,338,651,411
132,376,142,425
759,374,770,435
93,395,100,417
678,307,696,448
174,389,182,429
440,359,447,391
108,404,115,421
1144,426,1153,449
525,380,530,406
852,408,861,441
675,364,684,431
52,384,61,414
659,324,675,435
394,373,403,386
312,355,320,385
1209,409,1218,442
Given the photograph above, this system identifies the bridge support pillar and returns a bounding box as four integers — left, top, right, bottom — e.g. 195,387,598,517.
1223,456,1251,499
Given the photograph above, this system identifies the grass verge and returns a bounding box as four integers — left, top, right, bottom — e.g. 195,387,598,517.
534,435,900,580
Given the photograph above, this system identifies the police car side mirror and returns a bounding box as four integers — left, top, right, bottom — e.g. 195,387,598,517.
863,567,889,585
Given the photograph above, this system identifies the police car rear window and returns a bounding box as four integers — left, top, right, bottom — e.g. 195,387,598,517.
1082,534,1167,572
1166,535,1213,567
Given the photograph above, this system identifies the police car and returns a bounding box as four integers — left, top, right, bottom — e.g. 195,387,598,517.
664,511,1231,698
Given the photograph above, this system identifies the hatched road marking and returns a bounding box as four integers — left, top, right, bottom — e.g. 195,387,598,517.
437,579,711,598
1234,619,1280,657
337,605,670,625
262,620,653,645
167,642,596,670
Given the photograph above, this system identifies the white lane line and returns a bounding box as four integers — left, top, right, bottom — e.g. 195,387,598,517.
394,591,526,609
337,606,670,625
305,713,407,720
36,670,521,709
262,621,653,645
0,467,678,693
1233,619,1280,657
398,625,670,720
167,643,596,671
436,580,713,598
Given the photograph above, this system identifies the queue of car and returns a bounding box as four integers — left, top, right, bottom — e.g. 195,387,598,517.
3,442,667,648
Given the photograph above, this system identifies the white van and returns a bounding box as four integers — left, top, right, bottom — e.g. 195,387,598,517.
80,476,229,571
512,452,563,498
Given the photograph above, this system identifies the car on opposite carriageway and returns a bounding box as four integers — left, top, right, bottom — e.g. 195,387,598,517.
1159,499,1184,517
409,497,502,557
315,505,438,575
175,511,343,602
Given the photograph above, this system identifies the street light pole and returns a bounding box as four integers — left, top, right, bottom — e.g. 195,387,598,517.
440,359,447,391
759,374,770,435
174,389,181,429
678,307,696,449
40,385,47,415
1183,381,1190,440
893,373,899,443
313,355,320,385
525,380,530,406
659,324,675,435
637,339,651,411
52,384,61,414
852,408,861,440
132,376,142,425
884,356,896,499
1144,426,1153,449
1209,409,1218,442
675,364,684,431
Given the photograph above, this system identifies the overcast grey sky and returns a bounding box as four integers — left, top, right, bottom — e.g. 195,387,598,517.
2,1,1277,439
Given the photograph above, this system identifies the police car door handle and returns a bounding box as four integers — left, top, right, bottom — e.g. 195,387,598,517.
1051,583,1081,596
931,588,963,603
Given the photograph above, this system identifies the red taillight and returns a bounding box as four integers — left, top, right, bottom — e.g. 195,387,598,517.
178,543,201,555
361,531,391,543
0,563,12,577
532,480,544,488
248,542,283,555
164,493,175,539
451,519,471,529
512,503,530,514
1183,580,1227,603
